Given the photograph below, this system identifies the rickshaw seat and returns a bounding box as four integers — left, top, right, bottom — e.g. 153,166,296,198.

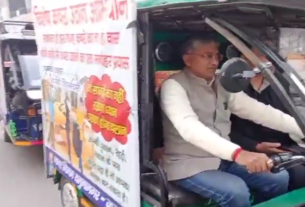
141,173,210,205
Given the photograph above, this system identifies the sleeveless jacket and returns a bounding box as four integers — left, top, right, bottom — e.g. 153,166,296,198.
161,69,232,181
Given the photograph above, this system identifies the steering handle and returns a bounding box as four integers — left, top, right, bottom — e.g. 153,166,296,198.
269,152,305,173
269,152,293,165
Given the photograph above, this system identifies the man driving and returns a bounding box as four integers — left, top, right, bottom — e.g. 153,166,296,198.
159,36,304,207
230,45,305,191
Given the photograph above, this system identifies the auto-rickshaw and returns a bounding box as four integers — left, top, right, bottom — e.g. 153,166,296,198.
0,20,43,146
33,0,305,206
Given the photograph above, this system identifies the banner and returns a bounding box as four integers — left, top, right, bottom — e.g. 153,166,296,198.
32,0,140,206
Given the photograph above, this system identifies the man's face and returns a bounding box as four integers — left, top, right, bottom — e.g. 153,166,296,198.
183,41,222,81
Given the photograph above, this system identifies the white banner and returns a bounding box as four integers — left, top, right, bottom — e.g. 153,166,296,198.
32,0,140,206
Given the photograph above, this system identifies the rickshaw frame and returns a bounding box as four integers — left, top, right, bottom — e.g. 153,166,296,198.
137,2,305,206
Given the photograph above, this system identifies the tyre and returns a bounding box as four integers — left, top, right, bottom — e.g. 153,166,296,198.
60,177,80,207
4,130,11,143
1,121,11,143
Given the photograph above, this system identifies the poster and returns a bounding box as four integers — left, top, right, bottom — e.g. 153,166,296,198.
32,0,140,206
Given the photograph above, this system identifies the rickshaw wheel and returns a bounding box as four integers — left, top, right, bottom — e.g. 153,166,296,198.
4,131,11,143
60,177,80,207
1,120,11,143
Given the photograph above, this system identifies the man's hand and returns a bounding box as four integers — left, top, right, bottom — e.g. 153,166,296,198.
256,142,286,153
235,150,273,173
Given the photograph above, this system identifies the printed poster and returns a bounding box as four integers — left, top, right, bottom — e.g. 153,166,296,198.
32,0,140,206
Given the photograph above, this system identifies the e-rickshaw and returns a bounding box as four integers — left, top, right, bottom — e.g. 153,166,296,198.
33,0,305,207
0,20,42,146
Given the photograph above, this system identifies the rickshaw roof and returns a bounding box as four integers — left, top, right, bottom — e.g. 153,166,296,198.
0,20,35,41
137,0,223,8
0,33,35,41
137,0,305,10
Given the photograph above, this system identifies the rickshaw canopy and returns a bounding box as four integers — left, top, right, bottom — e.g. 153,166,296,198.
0,20,35,40
137,0,305,10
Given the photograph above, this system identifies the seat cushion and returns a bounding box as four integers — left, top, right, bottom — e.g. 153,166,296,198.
141,173,211,206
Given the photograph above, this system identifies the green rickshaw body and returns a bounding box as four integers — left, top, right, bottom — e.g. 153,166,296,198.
136,0,305,10
137,1,305,207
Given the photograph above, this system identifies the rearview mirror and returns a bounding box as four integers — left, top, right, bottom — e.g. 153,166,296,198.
219,58,255,93
155,42,173,62
26,90,42,100
226,45,240,59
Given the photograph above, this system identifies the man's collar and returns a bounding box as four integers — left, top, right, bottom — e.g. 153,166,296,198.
207,77,215,87
184,68,215,86
250,78,270,93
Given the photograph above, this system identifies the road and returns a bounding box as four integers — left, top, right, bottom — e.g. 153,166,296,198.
0,133,61,206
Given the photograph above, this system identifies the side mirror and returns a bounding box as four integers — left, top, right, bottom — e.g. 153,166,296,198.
219,58,255,93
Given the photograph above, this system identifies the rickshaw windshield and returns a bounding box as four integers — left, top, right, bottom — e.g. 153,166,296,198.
206,17,305,136
18,55,41,90
4,39,40,91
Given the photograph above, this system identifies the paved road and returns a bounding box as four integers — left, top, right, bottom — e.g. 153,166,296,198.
0,132,61,206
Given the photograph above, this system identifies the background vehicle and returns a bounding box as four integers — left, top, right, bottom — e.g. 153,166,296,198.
33,0,305,207
0,20,42,146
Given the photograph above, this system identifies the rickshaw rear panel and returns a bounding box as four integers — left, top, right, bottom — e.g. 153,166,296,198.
0,20,43,146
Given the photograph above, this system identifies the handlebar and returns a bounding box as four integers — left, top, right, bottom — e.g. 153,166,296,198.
269,152,305,173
